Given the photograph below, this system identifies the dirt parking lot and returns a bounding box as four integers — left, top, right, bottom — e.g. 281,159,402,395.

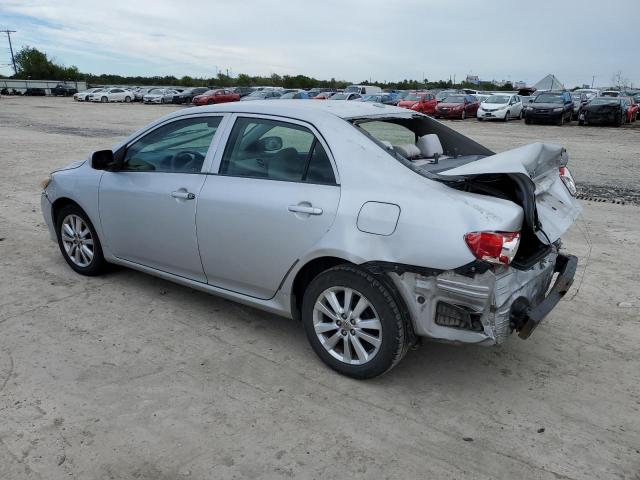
1,97,639,479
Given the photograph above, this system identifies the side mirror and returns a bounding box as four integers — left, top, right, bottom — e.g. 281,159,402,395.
529,98,534,103
259,136,283,152
91,149,122,171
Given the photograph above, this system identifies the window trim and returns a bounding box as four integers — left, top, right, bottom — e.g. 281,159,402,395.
118,113,231,174
208,113,340,185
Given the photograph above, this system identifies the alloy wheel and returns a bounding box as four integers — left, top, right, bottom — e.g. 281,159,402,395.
61,214,94,268
312,287,382,365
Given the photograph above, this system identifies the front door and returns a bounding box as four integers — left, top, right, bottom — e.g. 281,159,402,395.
99,115,224,281
197,115,340,299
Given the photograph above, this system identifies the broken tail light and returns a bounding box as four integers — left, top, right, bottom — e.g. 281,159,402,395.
464,231,521,265
559,166,577,196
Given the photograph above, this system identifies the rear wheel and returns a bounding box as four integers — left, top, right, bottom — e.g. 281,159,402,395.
525,117,532,124
124,96,131,103
101,96,108,103
55,204,106,276
301,265,411,379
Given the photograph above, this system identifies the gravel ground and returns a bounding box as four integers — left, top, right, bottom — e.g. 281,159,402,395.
1,97,639,479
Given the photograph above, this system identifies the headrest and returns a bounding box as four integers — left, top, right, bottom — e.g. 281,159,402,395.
417,134,443,158
394,143,422,159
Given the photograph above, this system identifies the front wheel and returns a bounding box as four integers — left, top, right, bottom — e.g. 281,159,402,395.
461,109,466,120
504,110,510,122
557,113,564,126
55,204,106,276
525,117,532,125
301,265,411,379
125,96,131,103
101,96,108,103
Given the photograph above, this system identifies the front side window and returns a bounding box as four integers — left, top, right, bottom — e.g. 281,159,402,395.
220,117,335,184
123,116,222,173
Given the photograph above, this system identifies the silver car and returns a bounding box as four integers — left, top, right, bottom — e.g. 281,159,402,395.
143,88,179,104
40,101,581,378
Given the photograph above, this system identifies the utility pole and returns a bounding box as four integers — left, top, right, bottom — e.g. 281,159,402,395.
591,75,595,88
1,29,17,75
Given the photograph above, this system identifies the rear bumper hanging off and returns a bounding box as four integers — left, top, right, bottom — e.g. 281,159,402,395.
511,254,578,339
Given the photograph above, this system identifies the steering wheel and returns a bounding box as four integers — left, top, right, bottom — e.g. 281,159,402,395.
170,150,205,172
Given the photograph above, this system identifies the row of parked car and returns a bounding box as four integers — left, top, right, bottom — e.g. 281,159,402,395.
70,84,640,127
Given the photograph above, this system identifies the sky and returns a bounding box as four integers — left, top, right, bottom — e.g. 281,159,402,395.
1,0,639,88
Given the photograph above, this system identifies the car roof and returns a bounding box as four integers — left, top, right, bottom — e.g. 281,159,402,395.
166,99,409,122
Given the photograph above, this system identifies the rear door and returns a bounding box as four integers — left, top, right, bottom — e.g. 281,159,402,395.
196,114,340,299
99,114,227,281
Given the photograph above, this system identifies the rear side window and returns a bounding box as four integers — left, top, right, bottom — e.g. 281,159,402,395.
220,117,336,184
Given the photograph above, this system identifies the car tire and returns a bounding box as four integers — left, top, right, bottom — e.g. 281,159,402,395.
578,119,585,126
461,109,466,120
301,264,411,379
616,114,624,127
519,110,523,120
101,96,108,103
525,117,532,125
125,96,131,103
504,110,510,122
55,204,106,276
557,114,564,126
477,117,483,121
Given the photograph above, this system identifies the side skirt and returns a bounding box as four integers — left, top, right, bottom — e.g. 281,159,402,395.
107,256,293,319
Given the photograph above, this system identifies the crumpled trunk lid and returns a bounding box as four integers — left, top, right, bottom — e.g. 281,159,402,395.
436,142,582,244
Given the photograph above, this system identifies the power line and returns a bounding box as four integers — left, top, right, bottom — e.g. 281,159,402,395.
1,30,17,75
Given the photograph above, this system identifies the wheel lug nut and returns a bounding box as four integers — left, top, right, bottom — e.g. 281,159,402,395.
336,320,342,327
341,313,347,319
341,329,347,336
350,319,355,325
350,330,355,335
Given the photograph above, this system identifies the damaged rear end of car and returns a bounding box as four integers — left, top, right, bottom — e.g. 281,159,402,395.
353,113,581,345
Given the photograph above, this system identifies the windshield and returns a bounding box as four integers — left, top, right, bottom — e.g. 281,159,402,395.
247,91,266,97
442,96,465,103
436,90,457,100
590,98,620,105
405,94,422,102
534,93,563,104
571,94,582,100
331,93,348,100
362,95,380,102
485,95,510,104
345,86,360,93
148,89,163,94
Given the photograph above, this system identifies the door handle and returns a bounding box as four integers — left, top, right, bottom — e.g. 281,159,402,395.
171,191,195,200
288,205,323,215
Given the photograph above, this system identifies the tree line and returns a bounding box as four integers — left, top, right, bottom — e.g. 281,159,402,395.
2,46,516,91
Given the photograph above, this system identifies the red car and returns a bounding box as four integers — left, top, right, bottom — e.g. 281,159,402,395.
434,94,479,120
398,92,437,114
313,92,335,100
192,89,240,106
621,96,638,123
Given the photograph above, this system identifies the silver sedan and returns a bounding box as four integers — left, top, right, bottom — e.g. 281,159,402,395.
40,101,581,378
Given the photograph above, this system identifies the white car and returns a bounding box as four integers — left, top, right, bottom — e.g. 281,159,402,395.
143,88,179,104
73,88,104,102
90,88,134,103
477,93,524,121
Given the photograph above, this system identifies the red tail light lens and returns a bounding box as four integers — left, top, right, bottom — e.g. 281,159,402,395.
559,166,577,196
464,231,521,265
